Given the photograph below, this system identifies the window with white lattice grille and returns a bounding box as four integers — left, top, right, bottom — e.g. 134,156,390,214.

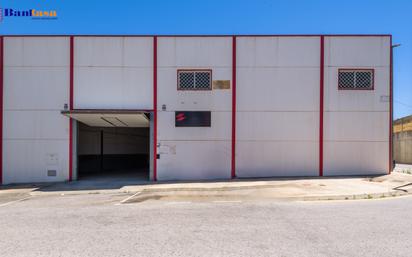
178,70,212,90
338,69,374,90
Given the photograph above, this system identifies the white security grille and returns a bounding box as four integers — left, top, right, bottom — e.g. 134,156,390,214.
355,71,373,89
338,69,373,89
178,72,195,90
195,72,211,89
178,70,212,90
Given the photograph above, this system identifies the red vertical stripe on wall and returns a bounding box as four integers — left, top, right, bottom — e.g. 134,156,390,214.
153,36,158,181
70,37,74,111
69,36,74,181
319,36,325,177
389,35,393,174
0,37,3,184
231,36,236,179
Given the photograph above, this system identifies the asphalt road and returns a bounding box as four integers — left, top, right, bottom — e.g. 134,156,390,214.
0,192,411,257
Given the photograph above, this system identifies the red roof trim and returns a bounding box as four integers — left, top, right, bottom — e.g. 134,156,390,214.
0,34,392,37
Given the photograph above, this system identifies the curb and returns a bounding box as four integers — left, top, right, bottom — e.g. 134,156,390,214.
120,186,412,203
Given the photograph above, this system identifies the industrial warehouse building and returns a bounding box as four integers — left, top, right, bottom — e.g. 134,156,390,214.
393,115,412,164
0,35,392,184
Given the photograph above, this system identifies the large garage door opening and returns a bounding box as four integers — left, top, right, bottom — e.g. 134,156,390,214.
62,110,152,181
78,123,149,179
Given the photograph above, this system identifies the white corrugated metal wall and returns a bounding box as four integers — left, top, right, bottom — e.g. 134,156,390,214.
74,37,153,109
323,36,390,175
236,37,320,177
3,37,70,183
157,37,232,180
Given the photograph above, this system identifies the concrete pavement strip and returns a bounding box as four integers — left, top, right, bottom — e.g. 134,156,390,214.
0,186,42,206
10,172,410,202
